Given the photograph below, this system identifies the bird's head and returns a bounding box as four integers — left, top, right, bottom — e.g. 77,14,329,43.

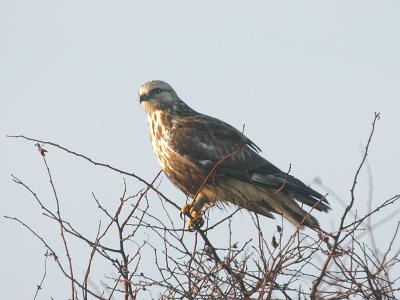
139,80,180,113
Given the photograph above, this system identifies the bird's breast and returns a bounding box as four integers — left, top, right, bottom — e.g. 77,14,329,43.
146,110,208,196
147,110,171,170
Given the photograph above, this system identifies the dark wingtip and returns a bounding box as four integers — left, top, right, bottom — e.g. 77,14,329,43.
247,139,262,153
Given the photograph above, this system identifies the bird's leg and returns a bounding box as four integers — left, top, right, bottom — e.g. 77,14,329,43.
180,194,207,231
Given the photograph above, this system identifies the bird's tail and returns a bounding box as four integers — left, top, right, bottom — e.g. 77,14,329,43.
250,173,330,228
218,177,328,229
257,188,322,228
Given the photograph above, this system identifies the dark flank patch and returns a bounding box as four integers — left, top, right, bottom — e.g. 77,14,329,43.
162,152,208,196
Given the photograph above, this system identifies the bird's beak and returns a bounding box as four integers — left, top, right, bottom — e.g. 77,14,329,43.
139,95,147,103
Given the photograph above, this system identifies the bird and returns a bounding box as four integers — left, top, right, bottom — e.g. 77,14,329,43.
139,80,329,230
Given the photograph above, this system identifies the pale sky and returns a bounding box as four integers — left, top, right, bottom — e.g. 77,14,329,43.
1,1,400,298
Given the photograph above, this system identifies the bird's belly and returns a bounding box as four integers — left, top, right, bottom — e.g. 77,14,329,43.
159,151,209,196
150,135,208,196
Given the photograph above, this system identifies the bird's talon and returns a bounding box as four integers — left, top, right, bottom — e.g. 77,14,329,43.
180,204,204,231
180,203,192,219
187,215,205,231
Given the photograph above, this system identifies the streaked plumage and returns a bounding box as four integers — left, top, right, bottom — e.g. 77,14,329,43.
139,80,329,228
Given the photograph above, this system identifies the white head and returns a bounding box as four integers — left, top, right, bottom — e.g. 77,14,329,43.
139,80,179,113
139,80,197,117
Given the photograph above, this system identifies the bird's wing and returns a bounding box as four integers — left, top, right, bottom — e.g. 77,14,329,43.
169,114,329,209
169,113,278,174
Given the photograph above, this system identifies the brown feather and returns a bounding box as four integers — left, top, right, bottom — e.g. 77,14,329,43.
140,80,329,229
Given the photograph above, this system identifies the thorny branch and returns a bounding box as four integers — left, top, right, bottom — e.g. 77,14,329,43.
310,112,381,299
6,112,400,299
35,143,76,300
33,250,50,300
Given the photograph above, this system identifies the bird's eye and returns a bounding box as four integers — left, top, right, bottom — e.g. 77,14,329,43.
148,88,163,98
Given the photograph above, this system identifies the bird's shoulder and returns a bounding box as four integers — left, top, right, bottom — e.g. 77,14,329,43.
171,113,260,152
